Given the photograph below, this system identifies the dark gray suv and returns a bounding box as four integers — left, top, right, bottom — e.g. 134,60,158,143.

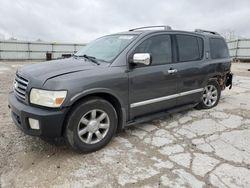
8,26,233,152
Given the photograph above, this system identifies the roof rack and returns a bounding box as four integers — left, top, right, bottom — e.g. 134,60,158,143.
195,29,219,35
129,25,172,31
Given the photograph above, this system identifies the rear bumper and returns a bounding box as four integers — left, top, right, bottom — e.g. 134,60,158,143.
8,91,69,138
226,72,233,89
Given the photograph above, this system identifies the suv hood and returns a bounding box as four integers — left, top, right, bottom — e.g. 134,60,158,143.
18,58,108,84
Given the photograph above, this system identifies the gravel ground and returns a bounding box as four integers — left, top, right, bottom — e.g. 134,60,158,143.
0,61,250,188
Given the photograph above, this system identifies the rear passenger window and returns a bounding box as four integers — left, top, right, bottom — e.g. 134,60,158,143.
209,38,229,59
176,35,203,62
134,35,172,65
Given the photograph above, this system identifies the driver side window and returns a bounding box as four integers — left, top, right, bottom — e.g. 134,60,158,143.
134,35,172,65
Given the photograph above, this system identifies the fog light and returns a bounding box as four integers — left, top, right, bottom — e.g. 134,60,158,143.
28,118,40,130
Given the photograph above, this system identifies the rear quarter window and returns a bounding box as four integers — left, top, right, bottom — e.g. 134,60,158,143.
209,38,229,59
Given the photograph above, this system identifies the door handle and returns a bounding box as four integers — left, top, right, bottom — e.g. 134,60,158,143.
167,69,178,74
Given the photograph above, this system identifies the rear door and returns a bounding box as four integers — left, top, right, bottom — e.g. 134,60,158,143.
173,34,206,106
128,34,178,119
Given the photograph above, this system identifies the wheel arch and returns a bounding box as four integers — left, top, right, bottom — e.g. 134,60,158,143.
62,90,126,136
208,74,226,90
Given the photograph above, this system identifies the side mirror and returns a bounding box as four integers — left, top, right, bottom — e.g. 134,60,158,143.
132,53,151,66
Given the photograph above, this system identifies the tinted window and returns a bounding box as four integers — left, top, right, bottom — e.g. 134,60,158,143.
134,35,172,65
209,38,229,59
176,35,203,62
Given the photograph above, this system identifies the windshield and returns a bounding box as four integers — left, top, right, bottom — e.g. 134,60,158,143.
75,34,136,62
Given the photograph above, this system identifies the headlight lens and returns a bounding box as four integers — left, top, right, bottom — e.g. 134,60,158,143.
30,89,67,108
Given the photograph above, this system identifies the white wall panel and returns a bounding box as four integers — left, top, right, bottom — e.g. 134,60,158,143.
53,44,75,52
1,51,29,59
229,49,236,57
227,41,237,49
236,49,250,57
0,42,28,51
227,39,250,59
238,40,250,48
30,44,52,52
0,40,86,60
29,52,47,60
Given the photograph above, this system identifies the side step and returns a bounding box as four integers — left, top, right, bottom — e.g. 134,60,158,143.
126,103,197,127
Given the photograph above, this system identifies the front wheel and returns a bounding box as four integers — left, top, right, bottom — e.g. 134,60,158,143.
65,97,118,152
196,81,221,109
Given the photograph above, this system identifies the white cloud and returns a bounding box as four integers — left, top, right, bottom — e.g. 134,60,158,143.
0,0,249,42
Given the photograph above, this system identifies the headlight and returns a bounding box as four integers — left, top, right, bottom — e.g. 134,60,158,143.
30,88,67,108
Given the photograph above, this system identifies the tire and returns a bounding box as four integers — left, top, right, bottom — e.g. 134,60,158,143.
64,97,118,153
196,80,221,109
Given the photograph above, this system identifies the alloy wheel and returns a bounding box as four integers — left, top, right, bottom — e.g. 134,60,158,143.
202,85,218,107
77,109,110,144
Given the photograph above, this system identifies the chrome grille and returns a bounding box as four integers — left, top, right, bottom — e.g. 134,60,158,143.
14,73,29,101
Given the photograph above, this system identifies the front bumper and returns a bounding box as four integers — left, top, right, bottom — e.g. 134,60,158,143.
8,91,69,138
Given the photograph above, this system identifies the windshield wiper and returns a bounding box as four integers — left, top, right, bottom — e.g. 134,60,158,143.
82,54,100,65
73,54,100,65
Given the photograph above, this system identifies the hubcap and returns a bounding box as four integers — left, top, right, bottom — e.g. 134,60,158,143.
77,109,110,144
202,85,218,107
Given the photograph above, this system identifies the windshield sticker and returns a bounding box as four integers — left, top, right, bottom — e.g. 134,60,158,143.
119,36,134,40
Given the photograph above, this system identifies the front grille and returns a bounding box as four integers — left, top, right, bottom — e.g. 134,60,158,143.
14,73,29,101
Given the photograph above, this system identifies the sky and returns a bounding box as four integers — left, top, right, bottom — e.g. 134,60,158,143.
0,0,249,43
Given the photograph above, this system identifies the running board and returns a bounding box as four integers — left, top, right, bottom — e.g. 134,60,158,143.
126,103,197,127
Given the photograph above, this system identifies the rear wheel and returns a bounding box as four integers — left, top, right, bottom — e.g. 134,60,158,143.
196,81,221,109
65,97,118,152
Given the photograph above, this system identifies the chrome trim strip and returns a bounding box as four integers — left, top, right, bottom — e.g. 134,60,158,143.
15,77,28,85
130,88,203,108
16,84,27,90
15,87,26,95
14,90,25,99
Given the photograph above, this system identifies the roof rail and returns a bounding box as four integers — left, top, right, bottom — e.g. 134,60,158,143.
195,29,219,35
129,25,172,31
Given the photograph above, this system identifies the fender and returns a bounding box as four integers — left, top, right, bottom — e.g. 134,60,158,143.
69,88,126,107
68,88,128,129
202,72,224,87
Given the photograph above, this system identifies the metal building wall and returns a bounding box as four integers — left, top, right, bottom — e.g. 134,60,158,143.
227,39,250,61
0,40,85,60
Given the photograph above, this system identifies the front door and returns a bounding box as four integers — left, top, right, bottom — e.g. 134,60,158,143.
128,34,178,119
